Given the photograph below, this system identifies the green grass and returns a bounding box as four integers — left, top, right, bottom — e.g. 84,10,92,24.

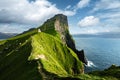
29,32,83,78
0,18,119,79
1,29,119,80
8,28,37,40
0,29,84,80
0,39,42,80
88,65,120,80
0,29,42,80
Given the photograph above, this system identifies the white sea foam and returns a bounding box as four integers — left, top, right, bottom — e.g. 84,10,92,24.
86,60,96,67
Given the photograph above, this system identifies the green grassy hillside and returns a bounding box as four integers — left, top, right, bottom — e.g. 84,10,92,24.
1,29,118,80
88,65,120,80
0,29,84,80
0,14,120,80
0,29,42,80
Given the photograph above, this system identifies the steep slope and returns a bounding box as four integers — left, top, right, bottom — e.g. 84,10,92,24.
29,32,84,78
39,14,87,64
0,14,84,80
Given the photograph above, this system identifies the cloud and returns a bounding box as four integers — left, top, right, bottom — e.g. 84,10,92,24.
78,16,100,27
91,0,120,28
77,0,90,8
0,23,32,33
69,24,115,34
0,0,76,33
65,5,71,10
92,0,120,12
74,0,90,11
0,0,75,25
96,11,120,27
74,0,120,34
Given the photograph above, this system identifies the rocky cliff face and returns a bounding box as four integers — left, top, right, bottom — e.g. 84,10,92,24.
40,14,87,65
54,14,76,50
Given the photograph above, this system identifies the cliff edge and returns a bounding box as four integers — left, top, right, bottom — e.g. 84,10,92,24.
40,14,87,64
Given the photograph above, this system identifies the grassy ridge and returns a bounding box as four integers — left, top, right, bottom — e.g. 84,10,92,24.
0,29,120,80
0,27,120,80
0,30,42,80
29,32,83,77
0,29,84,80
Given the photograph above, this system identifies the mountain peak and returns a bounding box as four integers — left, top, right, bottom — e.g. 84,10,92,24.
39,14,73,47
39,14,69,45
39,14,68,32
39,14,87,65
54,14,68,26
54,14,68,33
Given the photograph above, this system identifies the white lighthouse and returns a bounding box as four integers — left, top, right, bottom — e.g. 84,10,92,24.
38,29,41,32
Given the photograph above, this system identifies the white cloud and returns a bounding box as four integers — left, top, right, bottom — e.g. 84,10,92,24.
0,0,76,33
65,5,71,10
97,11,120,19
96,11,120,27
77,0,90,8
82,25,120,34
62,10,75,16
74,0,90,11
90,0,120,30
0,0,75,25
69,24,116,34
74,0,120,34
0,23,32,33
78,16,100,27
92,0,120,12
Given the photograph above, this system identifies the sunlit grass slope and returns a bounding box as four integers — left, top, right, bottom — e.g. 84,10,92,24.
0,28,84,80
0,29,42,80
29,32,83,77
0,28,119,80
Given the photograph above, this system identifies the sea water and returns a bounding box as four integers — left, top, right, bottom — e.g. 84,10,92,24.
73,36,120,72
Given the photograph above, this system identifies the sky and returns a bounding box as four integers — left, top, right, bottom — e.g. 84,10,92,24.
0,0,120,34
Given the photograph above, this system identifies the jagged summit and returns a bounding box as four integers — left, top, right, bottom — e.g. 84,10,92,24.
39,14,68,33
54,14,68,25
39,14,74,47
39,14,74,48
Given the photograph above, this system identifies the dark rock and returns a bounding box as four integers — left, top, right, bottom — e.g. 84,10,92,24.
75,50,88,65
54,14,88,65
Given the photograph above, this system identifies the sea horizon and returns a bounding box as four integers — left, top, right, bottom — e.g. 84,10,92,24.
73,36,120,72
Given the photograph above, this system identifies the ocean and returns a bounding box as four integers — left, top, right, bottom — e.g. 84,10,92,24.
73,36,120,72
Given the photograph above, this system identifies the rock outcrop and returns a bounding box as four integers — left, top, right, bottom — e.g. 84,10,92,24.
40,14,87,65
